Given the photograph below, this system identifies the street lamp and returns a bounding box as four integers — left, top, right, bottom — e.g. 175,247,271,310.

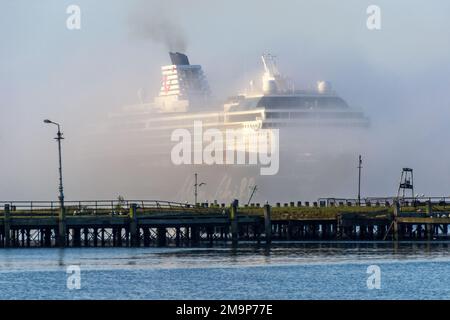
44,119,65,210
357,155,362,206
194,173,206,206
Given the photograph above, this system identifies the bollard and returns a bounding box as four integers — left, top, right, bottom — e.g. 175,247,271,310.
129,203,139,247
297,201,302,207
264,204,272,244
426,201,433,217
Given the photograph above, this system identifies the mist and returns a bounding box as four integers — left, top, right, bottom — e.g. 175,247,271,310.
1,0,450,204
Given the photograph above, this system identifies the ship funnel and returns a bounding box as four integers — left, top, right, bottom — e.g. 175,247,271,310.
153,52,211,113
169,52,190,65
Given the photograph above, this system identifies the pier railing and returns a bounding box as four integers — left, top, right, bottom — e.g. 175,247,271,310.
0,200,225,217
319,196,450,208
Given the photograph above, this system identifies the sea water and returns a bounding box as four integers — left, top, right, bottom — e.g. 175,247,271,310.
0,242,449,300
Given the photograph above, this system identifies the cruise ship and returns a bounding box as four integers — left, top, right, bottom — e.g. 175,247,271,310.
109,52,368,133
87,52,370,203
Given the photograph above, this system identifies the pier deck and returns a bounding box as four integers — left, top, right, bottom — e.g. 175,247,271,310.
1,199,449,247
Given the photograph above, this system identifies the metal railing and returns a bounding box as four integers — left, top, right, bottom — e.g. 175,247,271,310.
0,200,226,217
319,196,450,208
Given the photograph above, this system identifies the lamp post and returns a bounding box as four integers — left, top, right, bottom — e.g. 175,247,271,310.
44,119,66,246
44,119,65,209
357,155,362,206
194,173,206,206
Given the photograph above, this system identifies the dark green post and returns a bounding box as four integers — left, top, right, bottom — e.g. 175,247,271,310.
264,204,271,244
4,204,11,248
157,228,167,247
58,207,66,247
230,199,239,245
425,201,433,241
426,201,433,217
393,200,400,241
129,203,139,247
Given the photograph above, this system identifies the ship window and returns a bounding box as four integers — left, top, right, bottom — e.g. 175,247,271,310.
256,96,349,110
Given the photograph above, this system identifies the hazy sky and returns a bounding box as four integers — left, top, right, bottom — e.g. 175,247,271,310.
1,0,450,201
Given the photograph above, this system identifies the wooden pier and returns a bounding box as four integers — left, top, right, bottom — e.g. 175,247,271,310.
1,198,449,248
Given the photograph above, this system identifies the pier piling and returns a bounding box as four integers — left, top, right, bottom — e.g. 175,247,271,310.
230,200,239,245
264,204,272,243
129,203,139,247
58,206,66,247
3,204,11,248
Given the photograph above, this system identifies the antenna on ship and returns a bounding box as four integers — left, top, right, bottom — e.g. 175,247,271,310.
261,53,287,93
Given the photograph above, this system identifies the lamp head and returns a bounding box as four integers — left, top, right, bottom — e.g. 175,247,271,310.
43,119,52,124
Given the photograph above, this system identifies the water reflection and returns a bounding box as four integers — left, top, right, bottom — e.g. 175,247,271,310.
0,242,449,273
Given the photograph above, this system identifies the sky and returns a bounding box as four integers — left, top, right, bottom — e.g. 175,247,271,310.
1,0,450,202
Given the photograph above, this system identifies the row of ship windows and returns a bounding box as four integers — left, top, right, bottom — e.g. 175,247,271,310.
227,112,364,122
265,112,364,119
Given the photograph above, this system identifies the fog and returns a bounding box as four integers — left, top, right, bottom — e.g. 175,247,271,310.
1,0,450,203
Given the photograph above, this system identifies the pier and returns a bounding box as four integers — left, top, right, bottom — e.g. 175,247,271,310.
1,197,449,248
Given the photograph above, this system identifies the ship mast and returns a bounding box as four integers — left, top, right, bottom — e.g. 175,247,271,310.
261,54,286,93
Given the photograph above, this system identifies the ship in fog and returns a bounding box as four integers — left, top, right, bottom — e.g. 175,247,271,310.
89,52,370,204
110,52,368,131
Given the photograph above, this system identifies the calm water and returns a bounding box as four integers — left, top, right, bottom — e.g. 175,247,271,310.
0,242,449,300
